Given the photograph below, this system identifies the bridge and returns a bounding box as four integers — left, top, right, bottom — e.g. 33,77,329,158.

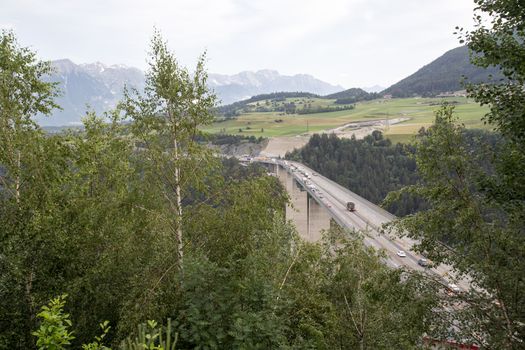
251,157,471,292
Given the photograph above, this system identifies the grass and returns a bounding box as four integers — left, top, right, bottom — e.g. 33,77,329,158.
203,97,490,141
246,97,342,109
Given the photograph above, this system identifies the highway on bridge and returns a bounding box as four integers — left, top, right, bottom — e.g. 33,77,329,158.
279,159,471,292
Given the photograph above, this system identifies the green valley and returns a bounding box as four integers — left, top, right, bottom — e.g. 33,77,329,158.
205,96,490,143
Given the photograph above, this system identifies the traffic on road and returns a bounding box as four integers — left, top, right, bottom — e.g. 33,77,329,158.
278,159,471,292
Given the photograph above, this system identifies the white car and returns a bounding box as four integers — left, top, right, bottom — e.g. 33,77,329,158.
396,250,407,258
448,283,461,293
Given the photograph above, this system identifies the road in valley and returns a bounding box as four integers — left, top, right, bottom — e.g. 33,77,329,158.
280,159,471,291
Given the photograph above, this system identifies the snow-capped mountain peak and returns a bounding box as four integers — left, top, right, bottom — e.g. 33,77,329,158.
40,59,344,126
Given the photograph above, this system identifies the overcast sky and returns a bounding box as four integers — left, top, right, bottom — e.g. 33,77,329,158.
1,0,477,88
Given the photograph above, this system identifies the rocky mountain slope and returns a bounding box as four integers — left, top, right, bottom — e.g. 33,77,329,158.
38,61,343,126
209,69,343,104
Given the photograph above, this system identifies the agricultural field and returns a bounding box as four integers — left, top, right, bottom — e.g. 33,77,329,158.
205,97,490,143
244,96,339,109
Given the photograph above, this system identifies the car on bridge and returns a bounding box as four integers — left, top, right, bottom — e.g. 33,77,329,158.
418,258,431,267
447,283,461,293
346,202,356,211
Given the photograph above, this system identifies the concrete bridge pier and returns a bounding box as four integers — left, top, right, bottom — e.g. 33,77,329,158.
273,164,332,242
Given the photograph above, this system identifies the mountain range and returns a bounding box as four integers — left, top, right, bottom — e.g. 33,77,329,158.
38,45,503,126
37,61,343,126
381,46,503,97
38,59,145,126
208,70,343,104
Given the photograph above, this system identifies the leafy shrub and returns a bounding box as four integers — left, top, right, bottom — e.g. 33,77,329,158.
32,295,75,350
32,297,177,350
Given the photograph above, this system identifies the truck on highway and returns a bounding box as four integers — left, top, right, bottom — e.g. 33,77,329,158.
346,202,356,211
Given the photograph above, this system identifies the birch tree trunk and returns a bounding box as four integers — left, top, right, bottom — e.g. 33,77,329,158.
15,149,21,204
173,134,184,275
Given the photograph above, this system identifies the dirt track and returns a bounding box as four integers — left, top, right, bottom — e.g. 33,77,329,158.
260,117,409,157
260,135,310,158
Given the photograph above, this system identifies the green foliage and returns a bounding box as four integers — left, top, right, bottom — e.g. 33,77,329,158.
1,100,288,348
393,2,525,346
324,87,377,103
119,30,218,280
32,295,75,350
460,1,525,144
385,103,525,347
204,133,264,145
281,227,438,349
1,29,444,349
167,255,289,349
296,104,354,114
217,92,319,117
81,321,111,350
382,46,503,97
286,131,423,216
32,297,178,350
0,29,66,349
120,320,177,350
0,29,60,127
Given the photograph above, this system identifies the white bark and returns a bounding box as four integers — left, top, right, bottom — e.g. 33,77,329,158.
15,149,20,203
168,109,184,275
173,136,184,275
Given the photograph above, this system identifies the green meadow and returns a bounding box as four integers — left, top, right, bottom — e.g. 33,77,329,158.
204,97,490,143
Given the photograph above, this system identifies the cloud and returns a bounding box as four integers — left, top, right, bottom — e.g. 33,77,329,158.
1,0,476,87
0,23,15,30
234,0,354,48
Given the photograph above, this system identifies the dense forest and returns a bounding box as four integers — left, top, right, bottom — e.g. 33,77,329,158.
381,46,504,98
1,0,525,348
0,30,441,349
286,131,421,216
216,92,320,117
324,88,378,105
216,90,366,118
285,129,501,217
203,133,265,146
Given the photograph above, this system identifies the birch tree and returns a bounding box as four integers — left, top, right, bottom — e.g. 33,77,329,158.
386,2,525,347
120,31,216,276
0,30,59,203
0,30,63,347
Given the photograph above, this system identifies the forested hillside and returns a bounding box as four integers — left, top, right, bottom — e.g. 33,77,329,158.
286,129,501,216
382,46,503,97
216,91,362,118
217,91,319,117
286,131,423,216
324,87,377,104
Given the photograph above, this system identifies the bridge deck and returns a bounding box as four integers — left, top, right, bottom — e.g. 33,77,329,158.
271,159,471,292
